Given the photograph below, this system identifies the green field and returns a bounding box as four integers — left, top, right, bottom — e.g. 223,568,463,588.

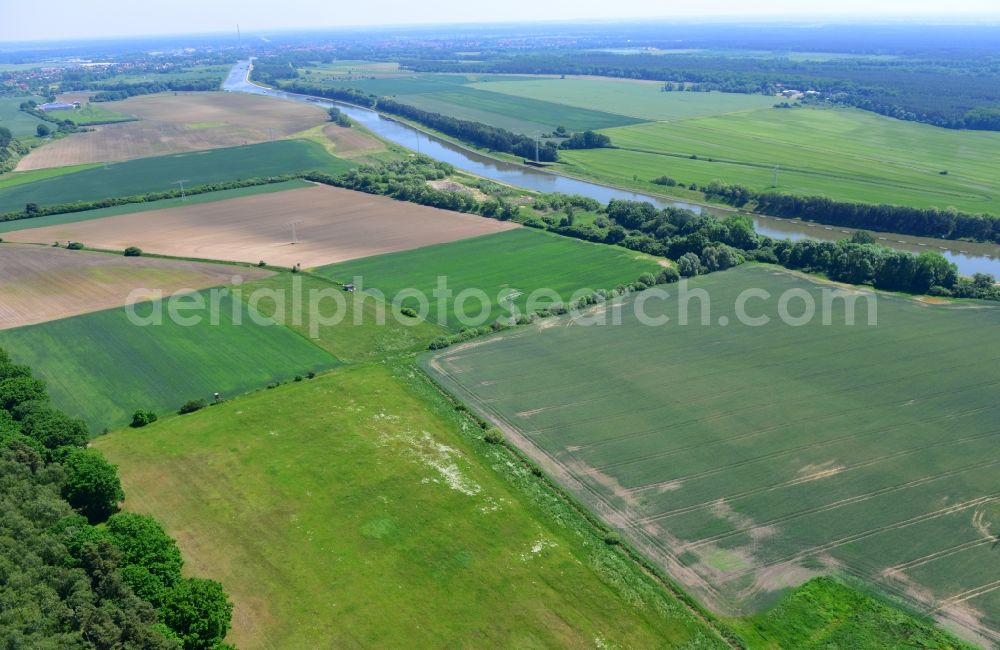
295,73,641,135
736,577,974,649
0,289,340,431
316,228,665,328
0,96,47,137
0,179,312,233
61,102,136,125
558,105,1000,214
323,70,1000,216
244,273,447,362
425,265,1000,646
0,139,352,213
468,77,777,121
95,364,725,649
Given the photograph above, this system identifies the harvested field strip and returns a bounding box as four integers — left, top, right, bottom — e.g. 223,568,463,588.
0,243,272,328
0,180,311,233
0,139,352,213
0,289,339,431
1,184,519,268
423,265,1000,644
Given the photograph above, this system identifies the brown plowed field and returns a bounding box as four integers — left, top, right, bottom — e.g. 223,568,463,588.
322,124,384,158
0,243,271,329
1,184,520,268
17,92,328,170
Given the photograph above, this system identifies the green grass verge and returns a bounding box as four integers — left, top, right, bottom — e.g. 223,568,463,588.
0,139,353,213
0,288,340,432
94,363,727,648
736,577,975,649
423,264,1000,644
316,228,664,329
0,179,312,233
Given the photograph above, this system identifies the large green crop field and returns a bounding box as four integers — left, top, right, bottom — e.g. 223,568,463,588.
559,106,1000,214
0,289,339,431
425,265,1000,646
0,139,352,213
297,73,641,135
95,364,725,649
316,228,665,328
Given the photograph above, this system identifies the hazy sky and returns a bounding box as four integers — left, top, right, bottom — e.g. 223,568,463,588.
3,0,999,42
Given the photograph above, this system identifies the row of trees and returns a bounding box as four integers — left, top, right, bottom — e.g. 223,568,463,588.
559,130,612,150
376,99,560,161
703,180,1000,244
279,81,377,107
307,157,521,219
0,348,234,649
91,79,220,102
0,125,28,174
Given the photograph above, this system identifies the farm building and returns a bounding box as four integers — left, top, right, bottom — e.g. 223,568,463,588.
38,101,80,111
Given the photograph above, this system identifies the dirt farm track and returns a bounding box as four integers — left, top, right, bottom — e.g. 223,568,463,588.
1,184,520,268
16,93,329,170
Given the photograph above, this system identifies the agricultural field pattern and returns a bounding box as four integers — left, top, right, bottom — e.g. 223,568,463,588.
426,266,1000,647
3,18,1000,650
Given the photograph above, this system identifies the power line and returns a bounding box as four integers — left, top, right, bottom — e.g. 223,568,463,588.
172,179,190,200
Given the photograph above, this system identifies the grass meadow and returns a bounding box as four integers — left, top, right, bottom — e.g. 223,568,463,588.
61,102,137,125
316,228,665,328
468,77,777,121
425,265,1000,646
95,364,725,649
0,289,339,431
0,139,352,213
560,106,1000,213
243,273,447,362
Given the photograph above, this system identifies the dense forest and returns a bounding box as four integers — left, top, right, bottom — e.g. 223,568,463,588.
0,348,234,649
